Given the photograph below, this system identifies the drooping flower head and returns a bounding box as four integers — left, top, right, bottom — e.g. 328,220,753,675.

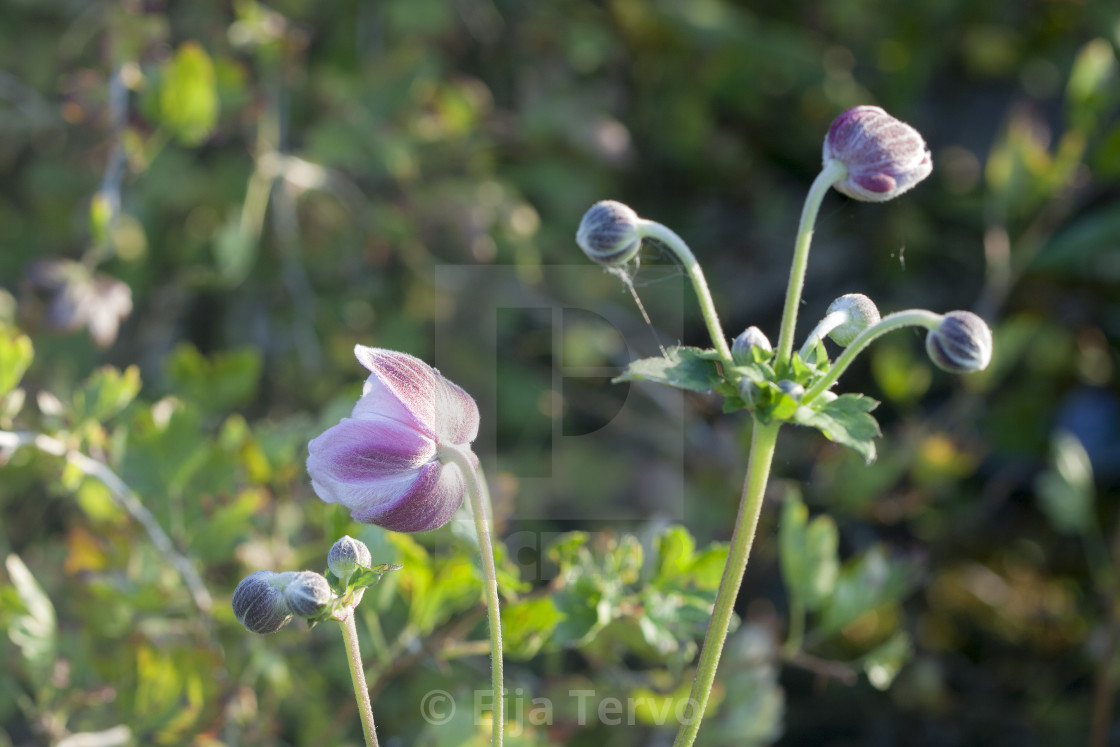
307,346,480,532
823,106,932,202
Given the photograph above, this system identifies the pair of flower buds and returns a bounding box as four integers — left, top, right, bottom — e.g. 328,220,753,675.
233,535,372,634
577,105,992,375
732,294,992,375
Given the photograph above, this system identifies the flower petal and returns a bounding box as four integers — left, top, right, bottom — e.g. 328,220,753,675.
353,346,480,448
306,416,436,509
432,373,480,448
352,347,442,438
349,461,465,532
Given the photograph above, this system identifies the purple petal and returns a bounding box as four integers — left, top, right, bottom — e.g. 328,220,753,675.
307,417,436,507
432,373,480,448
352,346,479,448
349,461,466,532
352,347,443,437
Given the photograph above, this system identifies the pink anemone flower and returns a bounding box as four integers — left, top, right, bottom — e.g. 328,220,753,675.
307,346,480,532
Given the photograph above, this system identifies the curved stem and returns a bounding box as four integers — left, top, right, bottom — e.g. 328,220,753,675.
673,421,780,747
340,610,380,747
803,309,943,402
775,160,847,366
798,310,847,360
637,220,733,366
0,430,212,615
439,446,504,746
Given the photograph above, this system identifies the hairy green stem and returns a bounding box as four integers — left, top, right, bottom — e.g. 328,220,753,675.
637,220,733,365
775,160,847,365
340,611,380,747
803,309,943,402
440,446,504,746
673,421,780,747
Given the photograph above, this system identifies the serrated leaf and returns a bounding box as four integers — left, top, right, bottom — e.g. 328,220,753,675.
612,346,723,393
73,365,142,423
793,393,881,463
502,596,562,660
164,343,262,412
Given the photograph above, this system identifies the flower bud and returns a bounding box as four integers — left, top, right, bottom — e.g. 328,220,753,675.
576,200,642,266
232,570,293,634
731,326,772,364
823,106,932,202
282,571,334,617
328,535,372,582
777,380,805,401
925,311,993,373
825,294,881,346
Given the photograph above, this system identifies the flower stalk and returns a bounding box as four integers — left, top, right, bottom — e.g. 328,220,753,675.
637,219,734,366
439,444,504,746
673,421,780,747
775,159,847,365
340,609,380,747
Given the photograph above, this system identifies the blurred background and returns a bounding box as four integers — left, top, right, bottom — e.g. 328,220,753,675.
1,0,1119,744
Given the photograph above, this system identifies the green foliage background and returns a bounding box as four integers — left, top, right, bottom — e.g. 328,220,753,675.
1,0,1119,745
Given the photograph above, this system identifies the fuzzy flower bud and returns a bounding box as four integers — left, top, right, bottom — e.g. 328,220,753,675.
232,570,293,634
282,571,334,617
823,106,932,202
777,380,805,401
328,535,372,582
307,346,480,532
925,311,993,373
825,293,881,346
576,200,642,266
731,326,772,364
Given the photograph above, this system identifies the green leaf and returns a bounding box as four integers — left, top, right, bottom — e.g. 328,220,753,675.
0,324,33,399
73,365,142,423
863,631,912,691
159,41,219,145
502,596,562,659
4,554,57,690
212,211,258,286
816,546,916,639
164,343,262,413
792,393,881,463
654,525,728,592
612,346,723,393
1066,38,1119,134
1035,430,1095,535
779,492,839,612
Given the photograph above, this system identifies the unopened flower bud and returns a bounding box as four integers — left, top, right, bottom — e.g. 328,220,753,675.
777,380,805,401
823,106,932,202
732,326,772,363
576,200,642,266
232,570,293,634
328,535,372,582
825,294,880,346
282,571,334,617
925,311,993,373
